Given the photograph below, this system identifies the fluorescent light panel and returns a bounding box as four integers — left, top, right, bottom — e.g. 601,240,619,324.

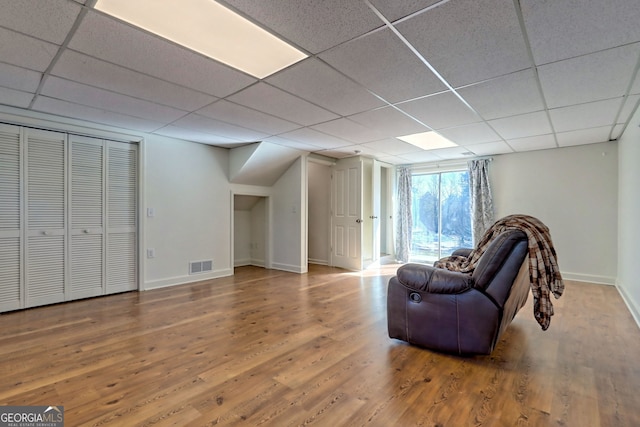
397,131,458,150
94,0,308,79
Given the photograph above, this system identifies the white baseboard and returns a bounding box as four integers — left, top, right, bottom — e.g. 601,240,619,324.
234,258,251,267
308,258,328,265
561,272,616,285
616,282,640,330
271,262,307,274
143,268,233,290
250,258,265,267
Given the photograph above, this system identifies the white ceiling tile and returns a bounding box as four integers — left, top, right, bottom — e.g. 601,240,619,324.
396,91,480,129
197,100,300,135
171,114,266,141
489,111,552,139
369,0,442,22
154,125,247,147
0,87,34,109
41,76,188,123
328,144,379,157
397,150,442,163
228,83,339,126
556,126,612,147
32,96,165,133
618,95,640,124
51,50,217,111
397,0,530,87
310,118,386,143
438,122,502,145
266,58,385,116
506,134,557,152
314,149,357,160
223,0,382,54
539,44,640,109
0,62,41,92
361,139,423,156
69,11,256,97
0,0,81,44
632,72,640,95
457,69,544,120
263,136,323,152
465,141,514,156
277,128,351,149
549,98,622,133
0,27,58,72
348,106,429,138
521,0,640,65
426,146,472,160
319,28,446,103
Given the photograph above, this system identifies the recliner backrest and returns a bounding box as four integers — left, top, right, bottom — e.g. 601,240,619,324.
472,230,528,305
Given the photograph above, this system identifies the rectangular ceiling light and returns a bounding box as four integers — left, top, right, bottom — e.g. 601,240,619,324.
94,0,308,79
397,131,458,150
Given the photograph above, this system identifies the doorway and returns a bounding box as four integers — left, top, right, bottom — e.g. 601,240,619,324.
233,194,268,268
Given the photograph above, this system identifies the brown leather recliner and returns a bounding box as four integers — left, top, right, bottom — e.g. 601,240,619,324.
387,229,530,355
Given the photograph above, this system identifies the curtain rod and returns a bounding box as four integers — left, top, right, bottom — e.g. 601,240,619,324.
400,156,493,171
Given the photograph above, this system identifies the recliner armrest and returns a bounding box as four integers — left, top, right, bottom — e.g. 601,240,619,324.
451,248,473,258
396,263,473,294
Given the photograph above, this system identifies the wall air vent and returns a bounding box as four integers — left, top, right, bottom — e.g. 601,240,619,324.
189,260,213,275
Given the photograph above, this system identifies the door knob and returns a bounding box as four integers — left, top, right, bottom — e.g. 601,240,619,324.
356,219,363,223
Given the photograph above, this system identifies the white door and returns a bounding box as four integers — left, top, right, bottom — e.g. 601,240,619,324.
0,124,22,311
69,135,105,299
371,160,381,263
331,157,362,270
25,129,67,308
106,141,137,293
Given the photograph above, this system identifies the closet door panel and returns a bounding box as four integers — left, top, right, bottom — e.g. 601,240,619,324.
25,129,66,307
0,124,22,311
69,136,104,299
106,141,137,293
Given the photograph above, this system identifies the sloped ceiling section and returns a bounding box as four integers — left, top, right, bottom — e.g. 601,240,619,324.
229,142,301,186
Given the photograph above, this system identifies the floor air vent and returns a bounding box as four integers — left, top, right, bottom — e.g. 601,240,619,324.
189,260,213,275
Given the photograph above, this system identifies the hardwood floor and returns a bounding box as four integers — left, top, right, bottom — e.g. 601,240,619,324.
0,264,638,426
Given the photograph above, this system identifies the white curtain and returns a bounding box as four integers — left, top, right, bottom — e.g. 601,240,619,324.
396,167,412,263
469,159,494,245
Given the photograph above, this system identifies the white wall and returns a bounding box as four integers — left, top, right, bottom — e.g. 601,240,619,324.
250,198,266,267
234,210,251,266
308,161,331,265
271,156,307,273
144,134,233,289
491,141,618,284
617,107,640,325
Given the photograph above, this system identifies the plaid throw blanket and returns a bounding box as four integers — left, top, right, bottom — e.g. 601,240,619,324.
434,214,564,330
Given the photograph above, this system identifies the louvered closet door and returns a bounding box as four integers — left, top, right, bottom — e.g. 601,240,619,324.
69,135,104,299
25,129,66,308
106,141,137,293
0,124,22,311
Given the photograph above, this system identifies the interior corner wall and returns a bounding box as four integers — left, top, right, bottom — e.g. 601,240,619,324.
234,209,251,267
308,161,331,265
617,107,640,326
490,141,618,285
144,135,232,289
271,156,307,273
250,198,266,267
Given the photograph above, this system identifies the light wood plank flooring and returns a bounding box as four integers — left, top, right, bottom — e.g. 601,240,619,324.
0,264,638,426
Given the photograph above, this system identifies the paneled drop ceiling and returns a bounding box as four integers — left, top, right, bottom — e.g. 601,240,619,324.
1,0,639,164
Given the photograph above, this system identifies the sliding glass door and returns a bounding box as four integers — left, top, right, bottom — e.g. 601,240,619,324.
410,170,472,263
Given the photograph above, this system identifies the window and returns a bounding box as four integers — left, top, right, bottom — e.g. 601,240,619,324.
410,170,472,263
